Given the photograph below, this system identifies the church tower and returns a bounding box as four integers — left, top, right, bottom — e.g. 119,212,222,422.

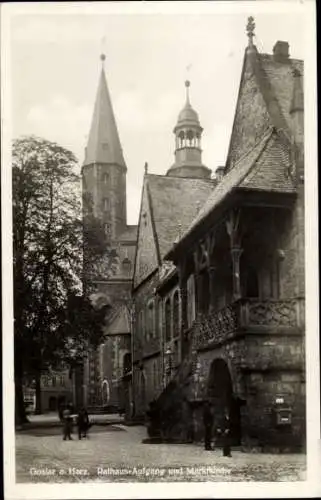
79,54,137,411
82,54,127,239
167,80,211,179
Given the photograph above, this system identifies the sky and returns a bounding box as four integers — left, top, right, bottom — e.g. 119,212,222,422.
9,2,306,225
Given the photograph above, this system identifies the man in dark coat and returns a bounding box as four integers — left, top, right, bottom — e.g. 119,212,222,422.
203,400,213,450
217,411,232,457
77,407,90,439
62,405,73,440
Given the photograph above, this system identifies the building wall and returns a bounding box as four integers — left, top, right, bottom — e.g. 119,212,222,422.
132,272,161,416
40,369,73,412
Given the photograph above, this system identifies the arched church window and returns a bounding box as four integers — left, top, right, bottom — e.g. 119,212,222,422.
103,172,110,185
165,298,171,343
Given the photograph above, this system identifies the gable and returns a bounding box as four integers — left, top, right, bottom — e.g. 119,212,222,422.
133,180,160,288
105,305,130,335
226,52,271,171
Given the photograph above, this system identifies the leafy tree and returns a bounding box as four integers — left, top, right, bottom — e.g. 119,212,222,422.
13,136,112,423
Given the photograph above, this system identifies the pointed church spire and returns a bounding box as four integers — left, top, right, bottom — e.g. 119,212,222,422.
83,55,126,169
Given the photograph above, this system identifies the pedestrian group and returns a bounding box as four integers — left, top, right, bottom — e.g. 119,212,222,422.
59,402,91,441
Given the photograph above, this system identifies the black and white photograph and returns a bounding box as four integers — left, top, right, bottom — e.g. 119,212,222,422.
1,1,320,498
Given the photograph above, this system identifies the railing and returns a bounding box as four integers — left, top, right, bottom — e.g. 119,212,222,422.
195,298,304,348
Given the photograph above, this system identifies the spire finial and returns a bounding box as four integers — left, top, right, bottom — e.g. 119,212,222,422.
144,161,148,174
100,35,106,67
246,16,255,47
185,80,191,105
100,53,106,67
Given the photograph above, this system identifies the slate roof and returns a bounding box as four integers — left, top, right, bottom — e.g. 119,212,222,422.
146,174,214,260
259,54,303,136
84,68,126,168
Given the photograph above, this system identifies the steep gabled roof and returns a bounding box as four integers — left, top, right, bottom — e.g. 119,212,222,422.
226,44,304,172
147,174,214,259
84,67,126,168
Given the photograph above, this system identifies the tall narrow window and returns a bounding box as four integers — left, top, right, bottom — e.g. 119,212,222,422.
173,290,180,338
146,300,155,341
103,172,110,185
165,298,171,343
140,310,145,343
103,198,110,211
187,274,196,328
158,300,162,339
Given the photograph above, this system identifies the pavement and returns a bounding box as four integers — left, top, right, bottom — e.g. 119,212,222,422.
16,423,306,483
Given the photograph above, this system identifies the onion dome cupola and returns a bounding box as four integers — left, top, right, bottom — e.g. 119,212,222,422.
167,80,211,179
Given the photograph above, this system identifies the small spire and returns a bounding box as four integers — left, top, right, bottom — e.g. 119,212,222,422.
185,80,191,105
246,16,255,47
144,161,148,174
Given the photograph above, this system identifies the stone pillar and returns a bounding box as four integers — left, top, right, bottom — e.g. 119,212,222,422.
231,246,243,301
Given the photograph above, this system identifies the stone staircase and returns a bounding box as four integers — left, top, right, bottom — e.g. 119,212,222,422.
150,329,200,443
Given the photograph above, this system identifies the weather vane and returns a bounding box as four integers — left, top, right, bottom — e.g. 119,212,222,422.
246,16,255,47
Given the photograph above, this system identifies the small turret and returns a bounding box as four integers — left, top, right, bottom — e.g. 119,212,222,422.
167,81,211,179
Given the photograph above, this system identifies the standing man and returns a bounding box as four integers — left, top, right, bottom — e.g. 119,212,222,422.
203,399,213,450
217,410,232,457
62,403,73,441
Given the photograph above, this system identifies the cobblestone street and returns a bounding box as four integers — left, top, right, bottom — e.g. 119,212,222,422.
16,423,306,483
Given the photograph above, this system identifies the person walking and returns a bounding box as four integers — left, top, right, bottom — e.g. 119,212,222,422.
62,404,73,441
203,399,213,450
217,410,232,457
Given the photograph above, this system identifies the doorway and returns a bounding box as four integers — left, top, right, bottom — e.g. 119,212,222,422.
207,358,243,445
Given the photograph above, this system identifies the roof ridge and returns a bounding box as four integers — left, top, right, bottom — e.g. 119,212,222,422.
147,173,214,185
146,178,162,266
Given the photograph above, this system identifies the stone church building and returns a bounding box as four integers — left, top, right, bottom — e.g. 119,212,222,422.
78,54,137,411
80,18,305,449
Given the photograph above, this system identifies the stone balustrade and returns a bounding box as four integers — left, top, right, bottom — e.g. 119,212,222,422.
194,298,304,348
